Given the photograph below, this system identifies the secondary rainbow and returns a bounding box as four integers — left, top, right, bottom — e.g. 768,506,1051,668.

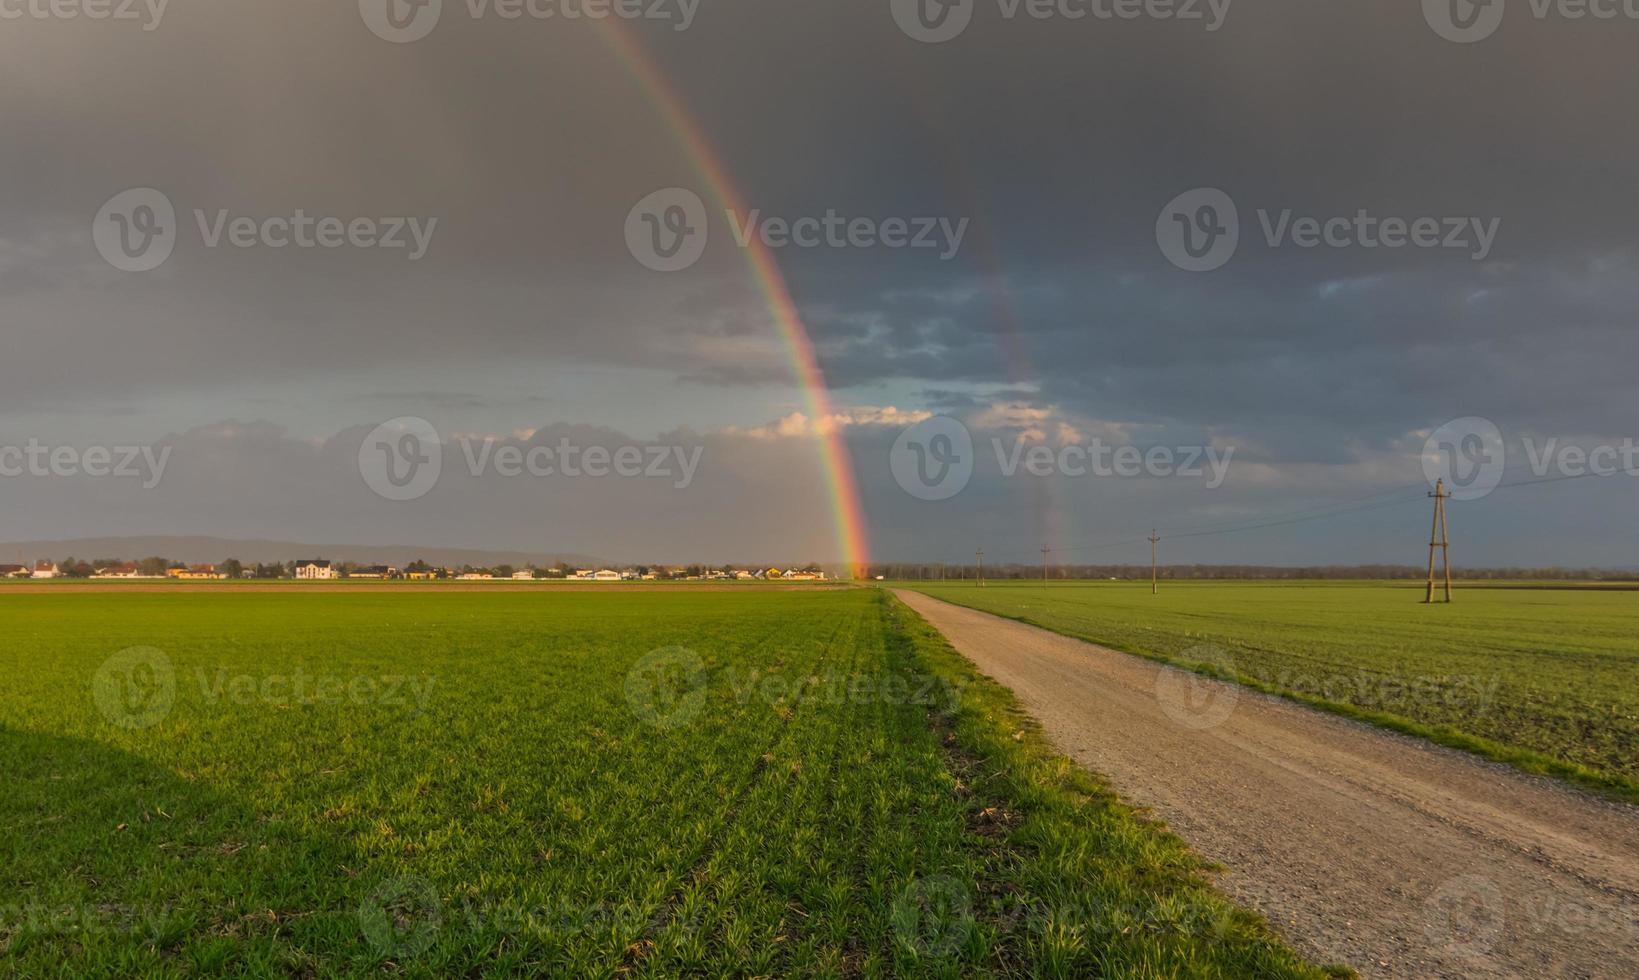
595,21,871,576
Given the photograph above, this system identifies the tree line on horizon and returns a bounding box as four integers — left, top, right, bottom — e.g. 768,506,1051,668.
874,563,1639,582
25,558,833,580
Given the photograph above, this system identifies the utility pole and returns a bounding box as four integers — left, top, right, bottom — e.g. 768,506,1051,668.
1149,529,1161,596
1041,545,1050,587
976,549,985,588
1425,479,1453,604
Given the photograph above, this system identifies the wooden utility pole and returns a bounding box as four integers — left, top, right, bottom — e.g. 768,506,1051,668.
1041,545,1050,587
1149,529,1161,596
976,549,985,587
1425,479,1453,604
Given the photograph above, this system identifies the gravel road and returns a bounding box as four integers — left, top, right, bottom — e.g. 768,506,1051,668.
896,590,1639,978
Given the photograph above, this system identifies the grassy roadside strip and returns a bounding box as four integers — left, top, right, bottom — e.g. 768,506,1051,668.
901,589,1639,807
880,591,1347,978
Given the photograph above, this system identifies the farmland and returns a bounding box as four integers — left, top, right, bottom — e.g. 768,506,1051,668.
903,581,1639,800
0,588,1324,978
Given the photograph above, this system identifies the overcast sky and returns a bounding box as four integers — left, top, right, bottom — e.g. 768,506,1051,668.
1,2,1635,567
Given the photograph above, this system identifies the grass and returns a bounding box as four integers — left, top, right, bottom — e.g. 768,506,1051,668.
898,580,1639,803
0,588,1326,977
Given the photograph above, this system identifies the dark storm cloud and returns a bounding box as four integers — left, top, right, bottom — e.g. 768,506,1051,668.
1,1,1634,559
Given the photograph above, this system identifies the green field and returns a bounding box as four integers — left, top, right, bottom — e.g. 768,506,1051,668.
0,589,1326,978
902,581,1639,800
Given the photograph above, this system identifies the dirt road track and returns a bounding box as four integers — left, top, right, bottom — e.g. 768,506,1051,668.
896,590,1639,978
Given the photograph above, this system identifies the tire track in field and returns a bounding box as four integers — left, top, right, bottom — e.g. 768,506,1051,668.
895,590,1639,980
621,609,863,968
603,614,800,963
791,603,872,971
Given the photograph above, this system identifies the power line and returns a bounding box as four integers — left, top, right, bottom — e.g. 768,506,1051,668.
970,462,1628,571
1425,479,1453,603
1164,494,1425,542
1149,529,1161,595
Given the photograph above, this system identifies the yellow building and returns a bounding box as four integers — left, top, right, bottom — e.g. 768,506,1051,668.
175,565,226,580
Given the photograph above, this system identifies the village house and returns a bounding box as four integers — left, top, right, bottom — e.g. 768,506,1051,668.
0,563,31,578
294,560,337,580
32,561,61,579
348,565,396,580
513,569,536,580
175,565,226,580
94,563,145,579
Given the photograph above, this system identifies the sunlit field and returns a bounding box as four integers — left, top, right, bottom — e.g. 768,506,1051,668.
0,589,1326,978
903,581,1639,800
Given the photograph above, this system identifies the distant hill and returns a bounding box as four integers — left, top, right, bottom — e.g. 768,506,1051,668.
0,536,605,570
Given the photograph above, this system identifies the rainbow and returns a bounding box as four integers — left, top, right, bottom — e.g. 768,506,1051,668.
595,22,870,576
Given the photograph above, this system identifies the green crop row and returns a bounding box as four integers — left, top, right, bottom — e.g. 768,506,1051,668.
0,589,1323,977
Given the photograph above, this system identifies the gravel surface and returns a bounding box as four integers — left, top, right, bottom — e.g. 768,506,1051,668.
896,590,1639,979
